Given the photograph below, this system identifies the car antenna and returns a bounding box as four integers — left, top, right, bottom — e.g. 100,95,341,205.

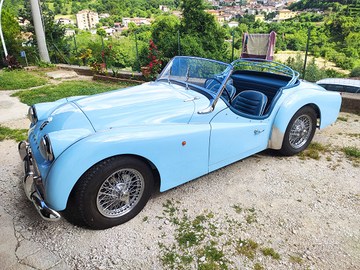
185,67,190,89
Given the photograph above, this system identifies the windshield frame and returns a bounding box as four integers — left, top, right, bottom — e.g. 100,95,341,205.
156,56,233,114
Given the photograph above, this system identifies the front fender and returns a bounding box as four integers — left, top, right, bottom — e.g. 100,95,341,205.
269,85,341,149
44,124,210,211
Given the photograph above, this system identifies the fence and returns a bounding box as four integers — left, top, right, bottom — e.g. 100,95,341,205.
6,27,359,82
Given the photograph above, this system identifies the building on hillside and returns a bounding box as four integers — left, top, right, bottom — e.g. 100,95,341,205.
159,5,170,12
76,9,99,30
215,15,225,24
17,17,30,27
122,17,152,27
228,21,239,28
55,18,74,26
205,9,219,16
99,13,110,18
101,26,116,36
275,9,297,20
171,11,182,17
114,22,122,28
255,14,265,22
65,28,75,36
87,29,96,35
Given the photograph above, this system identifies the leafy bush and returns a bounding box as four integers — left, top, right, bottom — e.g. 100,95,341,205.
349,66,360,77
285,53,345,81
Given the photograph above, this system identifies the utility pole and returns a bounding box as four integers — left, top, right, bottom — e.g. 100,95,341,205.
29,0,50,62
0,0,8,58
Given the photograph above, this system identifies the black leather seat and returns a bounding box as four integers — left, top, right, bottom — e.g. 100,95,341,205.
232,90,268,116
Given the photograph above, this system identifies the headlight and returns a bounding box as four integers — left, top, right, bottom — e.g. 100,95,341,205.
28,106,38,125
39,135,54,161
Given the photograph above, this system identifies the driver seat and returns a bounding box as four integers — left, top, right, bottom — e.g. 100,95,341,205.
232,90,268,116
205,78,236,101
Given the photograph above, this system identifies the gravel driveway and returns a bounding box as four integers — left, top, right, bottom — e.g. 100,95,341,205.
0,83,359,270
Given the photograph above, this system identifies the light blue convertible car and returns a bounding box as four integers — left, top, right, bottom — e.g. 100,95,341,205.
18,56,341,229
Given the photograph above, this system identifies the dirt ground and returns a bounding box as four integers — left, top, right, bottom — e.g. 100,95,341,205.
0,77,359,269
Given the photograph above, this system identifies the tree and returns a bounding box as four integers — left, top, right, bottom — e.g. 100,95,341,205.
18,0,70,63
151,15,180,63
96,28,106,37
179,0,227,61
0,8,21,57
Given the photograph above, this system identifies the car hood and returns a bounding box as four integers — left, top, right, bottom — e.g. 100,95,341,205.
73,82,196,131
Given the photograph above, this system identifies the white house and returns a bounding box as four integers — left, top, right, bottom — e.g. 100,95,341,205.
55,18,74,26
228,21,239,28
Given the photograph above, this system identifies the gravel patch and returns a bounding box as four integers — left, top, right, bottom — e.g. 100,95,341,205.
0,87,359,269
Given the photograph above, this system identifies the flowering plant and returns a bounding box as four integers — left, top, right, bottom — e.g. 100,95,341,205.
101,45,117,70
91,45,117,75
144,39,162,80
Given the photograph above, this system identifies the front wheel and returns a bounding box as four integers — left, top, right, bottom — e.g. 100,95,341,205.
280,106,317,156
70,156,154,229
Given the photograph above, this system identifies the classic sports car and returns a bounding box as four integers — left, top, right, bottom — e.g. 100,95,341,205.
18,56,341,229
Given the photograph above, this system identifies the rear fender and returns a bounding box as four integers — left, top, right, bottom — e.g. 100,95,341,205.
268,88,341,149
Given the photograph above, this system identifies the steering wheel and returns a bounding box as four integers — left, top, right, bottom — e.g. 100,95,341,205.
204,77,232,104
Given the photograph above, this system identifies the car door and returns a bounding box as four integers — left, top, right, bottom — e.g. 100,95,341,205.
208,107,271,172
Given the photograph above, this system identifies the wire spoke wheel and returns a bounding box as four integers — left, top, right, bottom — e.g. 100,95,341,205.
280,106,316,156
289,114,312,149
70,157,154,229
97,169,145,218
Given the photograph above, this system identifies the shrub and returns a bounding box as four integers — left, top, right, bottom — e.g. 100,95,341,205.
349,66,360,77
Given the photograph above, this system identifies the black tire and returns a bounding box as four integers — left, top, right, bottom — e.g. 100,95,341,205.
70,156,154,229
280,106,317,156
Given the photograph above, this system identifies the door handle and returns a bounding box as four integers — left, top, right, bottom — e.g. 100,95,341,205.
254,129,265,134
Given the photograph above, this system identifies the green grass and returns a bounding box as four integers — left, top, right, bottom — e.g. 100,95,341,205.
342,146,360,158
0,70,48,90
298,142,329,160
158,200,283,269
0,126,28,142
236,239,259,259
11,80,121,106
337,117,348,122
262,248,281,259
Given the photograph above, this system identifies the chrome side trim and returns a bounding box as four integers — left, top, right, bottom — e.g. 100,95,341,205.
267,125,284,150
18,140,61,221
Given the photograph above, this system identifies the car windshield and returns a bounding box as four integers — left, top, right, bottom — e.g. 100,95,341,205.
157,56,232,98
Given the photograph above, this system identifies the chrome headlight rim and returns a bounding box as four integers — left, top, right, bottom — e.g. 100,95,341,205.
39,134,54,162
28,106,38,125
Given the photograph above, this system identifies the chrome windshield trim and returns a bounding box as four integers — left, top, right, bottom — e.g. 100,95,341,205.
198,68,233,114
156,56,233,114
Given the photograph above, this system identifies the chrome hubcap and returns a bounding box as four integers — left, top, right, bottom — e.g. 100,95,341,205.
97,168,144,218
289,114,312,149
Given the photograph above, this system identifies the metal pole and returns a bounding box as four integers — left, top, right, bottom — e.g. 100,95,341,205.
73,35,80,66
100,31,106,67
0,0,8,58
29,0,50,62
134,31,140,72
302,27,311,80
50,33,58,64
53,43,70,65
231,28,235,62
178,30,180,56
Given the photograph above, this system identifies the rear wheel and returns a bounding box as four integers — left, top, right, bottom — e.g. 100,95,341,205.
280,106,317,156
71,156,153,229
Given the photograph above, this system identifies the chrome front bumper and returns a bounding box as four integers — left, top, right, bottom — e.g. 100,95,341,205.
18,140,61,221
